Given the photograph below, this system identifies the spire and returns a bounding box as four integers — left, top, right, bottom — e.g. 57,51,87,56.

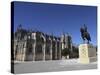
17,24,22,31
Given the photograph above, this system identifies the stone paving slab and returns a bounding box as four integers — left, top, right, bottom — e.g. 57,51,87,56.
13,59,97,74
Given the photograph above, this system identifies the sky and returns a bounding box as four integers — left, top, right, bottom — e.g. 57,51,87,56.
13,1,97,46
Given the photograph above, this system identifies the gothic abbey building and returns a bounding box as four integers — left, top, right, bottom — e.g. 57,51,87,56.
13,25,73,61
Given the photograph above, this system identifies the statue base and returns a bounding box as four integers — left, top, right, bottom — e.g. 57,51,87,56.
78,44,97,64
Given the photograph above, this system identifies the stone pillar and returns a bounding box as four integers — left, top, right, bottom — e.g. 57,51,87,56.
61,42,65,50
32,33,36,61
41,34,46,61
14,41,17,61
15,41,19,61
69,43,73,58
21,44,24,61
22,42,26,61
18,44,20,61
33,40,36,61
20,48,22,61
55,41,57,59
50,41,52,60
43,42,46,61
59,42,62,59
19,44,22,61
15,46,18,61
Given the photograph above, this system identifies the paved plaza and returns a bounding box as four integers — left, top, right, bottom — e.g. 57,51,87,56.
14,59,97,74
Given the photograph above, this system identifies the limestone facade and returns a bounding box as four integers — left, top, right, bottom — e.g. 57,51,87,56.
13,25,72,61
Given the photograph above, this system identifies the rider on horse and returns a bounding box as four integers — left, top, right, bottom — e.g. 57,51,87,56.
80,24,91,44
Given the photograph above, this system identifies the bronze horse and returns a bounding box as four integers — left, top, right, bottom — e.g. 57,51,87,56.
80,25,91,44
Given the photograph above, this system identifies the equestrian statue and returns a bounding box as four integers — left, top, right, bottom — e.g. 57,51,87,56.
80,24,91,44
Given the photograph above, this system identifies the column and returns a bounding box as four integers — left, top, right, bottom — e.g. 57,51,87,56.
18,44,21,61
16,41,19,61
21,44,23,61
55,41,57,59
14,42,17,61
16,44,19,61
32,33,36,61
33,40,36,61
59,42,62,59
50,41,52,60
22,42,26,61
43,42,46,61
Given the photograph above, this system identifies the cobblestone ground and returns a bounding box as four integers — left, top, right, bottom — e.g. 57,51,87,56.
13,59,97,74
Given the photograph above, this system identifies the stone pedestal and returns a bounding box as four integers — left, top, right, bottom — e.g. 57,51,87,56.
79,44,97,64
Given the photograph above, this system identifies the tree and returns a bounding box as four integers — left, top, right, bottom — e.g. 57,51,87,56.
61,48,70,57
71,46,79,58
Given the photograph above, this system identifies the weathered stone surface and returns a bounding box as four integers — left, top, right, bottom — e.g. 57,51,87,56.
79,44,97,64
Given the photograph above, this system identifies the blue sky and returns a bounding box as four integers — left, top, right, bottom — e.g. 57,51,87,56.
13,1,97,45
